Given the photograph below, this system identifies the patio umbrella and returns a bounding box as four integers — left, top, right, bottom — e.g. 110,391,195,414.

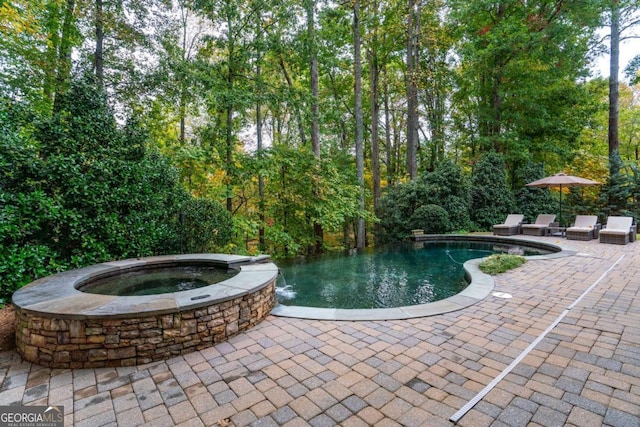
525,172,601,227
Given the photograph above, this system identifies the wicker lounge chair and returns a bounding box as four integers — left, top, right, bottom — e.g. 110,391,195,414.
566,215,599,241
522,214,556,236
493,214,524,236
599,216,636,245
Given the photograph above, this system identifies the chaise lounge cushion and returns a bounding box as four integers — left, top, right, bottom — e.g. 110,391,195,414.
599,216,635,245
566,215,599,241
493,214,524,236
522,214,556,236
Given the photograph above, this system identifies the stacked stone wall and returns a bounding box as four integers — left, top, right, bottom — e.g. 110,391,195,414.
15,282,275,368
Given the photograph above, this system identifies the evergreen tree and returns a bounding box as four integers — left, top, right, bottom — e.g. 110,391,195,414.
0,78,233,302
599,151,633,220
376,160,472,242
471,152,515,230
421,161,471,231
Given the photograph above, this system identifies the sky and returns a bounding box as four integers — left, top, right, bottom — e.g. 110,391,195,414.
591,30,639,81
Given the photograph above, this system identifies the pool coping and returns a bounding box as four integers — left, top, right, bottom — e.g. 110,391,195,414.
12,254,278,320
270,235,575,321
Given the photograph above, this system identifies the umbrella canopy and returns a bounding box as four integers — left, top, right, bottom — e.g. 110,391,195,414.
525,173,601,226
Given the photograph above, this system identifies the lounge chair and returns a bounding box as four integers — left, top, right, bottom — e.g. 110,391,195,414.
493,214,524,236
566,215,599,241
522,214,556,236
599,216,637,245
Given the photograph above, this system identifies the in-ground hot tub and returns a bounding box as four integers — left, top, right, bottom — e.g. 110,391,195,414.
12,254,278,368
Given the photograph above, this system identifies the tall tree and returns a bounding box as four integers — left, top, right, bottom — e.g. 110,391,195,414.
306,0,324,252
418,0,452,171
406,0,419,178
196,0,254,212
94,0,104,87
605,0,640,156
450,0,600,162
354,0,365,250
306,0,320,157
367,0,381,213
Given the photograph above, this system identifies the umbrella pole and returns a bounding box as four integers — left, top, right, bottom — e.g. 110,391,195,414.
559,185,563,227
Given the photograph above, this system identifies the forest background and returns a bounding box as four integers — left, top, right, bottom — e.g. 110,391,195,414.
1,0,639,302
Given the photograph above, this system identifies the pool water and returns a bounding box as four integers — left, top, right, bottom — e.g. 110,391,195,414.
276,241,550,309
80,266,239,296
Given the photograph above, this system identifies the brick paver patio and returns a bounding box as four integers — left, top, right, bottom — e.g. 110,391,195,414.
1,236,639,426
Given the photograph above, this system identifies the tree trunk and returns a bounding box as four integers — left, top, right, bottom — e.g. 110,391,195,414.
225,10,234,213
179,4,189,144
406,0,419,178
307,0,320,157
383,66,394,187
95,0,104,88
278,56,306,145
43,2,61,106
368,0,381,214
226,102,233,212
354,0,365,250
256,60,265,250
608,0,620,156
306,0,323,253
53,0,76,112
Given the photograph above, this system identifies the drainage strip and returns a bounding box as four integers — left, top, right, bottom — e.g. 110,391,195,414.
450,254,626,424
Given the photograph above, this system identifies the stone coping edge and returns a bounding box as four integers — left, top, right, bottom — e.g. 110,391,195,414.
12,254,278,320
271,235,574,321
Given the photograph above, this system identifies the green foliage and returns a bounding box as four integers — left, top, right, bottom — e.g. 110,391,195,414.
628,163,640,221
0,108,62,300
0,78,232,302
236,145,368,256
448,0,600,163
479,254,526,275
599,151,635,221
180,198,233,253
514,162,557,223
421,161,472,231
0,244,58,302
32,79,188,263
409,204,451,234
471,152,515,230
376,161,471,242
626,55,640,85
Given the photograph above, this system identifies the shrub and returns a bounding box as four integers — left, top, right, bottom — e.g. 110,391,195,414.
0,78,234,302
409,204,451,234
421,161,471,231
479,254,526,275
471,152,515,230
180,198,233,253
376,161,471,243
33,81,189,262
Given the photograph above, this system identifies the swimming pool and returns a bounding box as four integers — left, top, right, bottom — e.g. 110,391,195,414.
276,238,555,310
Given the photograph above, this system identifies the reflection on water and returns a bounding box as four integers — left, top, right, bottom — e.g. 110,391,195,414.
276,241,549,309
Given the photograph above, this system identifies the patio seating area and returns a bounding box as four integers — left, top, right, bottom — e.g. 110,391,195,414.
0,236,639,427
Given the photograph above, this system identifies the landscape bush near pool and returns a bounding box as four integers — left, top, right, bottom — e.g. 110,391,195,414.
479,254,527,275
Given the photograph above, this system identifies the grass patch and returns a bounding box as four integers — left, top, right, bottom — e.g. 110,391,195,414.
479,254,526,275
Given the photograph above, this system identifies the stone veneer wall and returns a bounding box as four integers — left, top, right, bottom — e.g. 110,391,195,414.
15,282,275,368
